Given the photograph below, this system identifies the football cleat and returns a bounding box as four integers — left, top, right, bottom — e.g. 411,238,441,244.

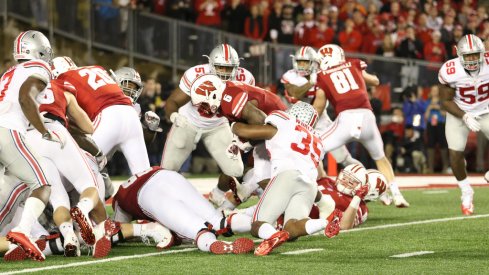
210,238,254,255
228,177,243,205
63,232,81,257
461,188,474,215
93,219,120,258
379,193,392,206
325,209,343,238
5,231,46,262
140,222,174,249
70,206,95,245
393,195,410,208
254,231,289,256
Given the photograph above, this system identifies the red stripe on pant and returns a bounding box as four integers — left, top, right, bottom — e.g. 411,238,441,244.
0,184,28,223
11,130,49,187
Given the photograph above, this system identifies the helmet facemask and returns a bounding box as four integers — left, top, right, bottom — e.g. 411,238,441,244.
292,46,318,77
121,80,143,102
212,64,237,81
205,44,240,81
456,34,486,73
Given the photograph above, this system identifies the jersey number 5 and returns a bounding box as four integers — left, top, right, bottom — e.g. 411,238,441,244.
330,68,359,94
79,67,117,91
291,124,322,166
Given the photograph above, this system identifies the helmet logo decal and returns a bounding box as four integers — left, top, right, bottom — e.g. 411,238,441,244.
195,80,216,97
15,31,26,54
467,34,473,50
319,47,333,57
223,44,229,62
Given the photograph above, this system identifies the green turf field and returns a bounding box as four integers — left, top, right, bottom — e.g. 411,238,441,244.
2,187,488,275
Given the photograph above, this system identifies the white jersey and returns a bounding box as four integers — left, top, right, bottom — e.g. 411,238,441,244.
281,69,318,104
0,60,52,132
265,110,325,181
438,56,489,115
178,63,255,129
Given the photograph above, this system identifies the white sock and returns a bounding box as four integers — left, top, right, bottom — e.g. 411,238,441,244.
227,213,251,233
389,181,401,197
77,197,95,213
132,224,142,237
349,196,361,210
305,219,327,235
219,199,236,210
16,197,45,233
316,195,335,219
243,205,257,217
458,178,472,193
59,222,74,238
257,223,277,240
196,231,216,252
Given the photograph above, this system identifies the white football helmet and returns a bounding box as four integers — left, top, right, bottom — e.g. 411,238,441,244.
364,169,388,202
291,46,318,76
317,44,345,70
51,56,77,78
204,44,240,81
111,67,143,102
287,101,319,127
336,164,367,196
13,30,53,63
190,74,225,117
456,34,485,72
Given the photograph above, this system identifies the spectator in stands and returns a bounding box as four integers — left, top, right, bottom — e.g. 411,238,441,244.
416,13,432,46
338,0,366,21
382,107,405,168
402,86,426,134
398,125,427,173
221,0,248,35
311,11,334,48
361,20,384,54
440,13,456,45
424,85,449,173
423,30,446,86
293,8,318,46
244,4,268,41
426,4,443,31
328,5,343,34
195,0,221,28
338,18,362,52
94,0,121,47
396,25,423,59
167,0,194,21
446,24,464,59
269,4,295,44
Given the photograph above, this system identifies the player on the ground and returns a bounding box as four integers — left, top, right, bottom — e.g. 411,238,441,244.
0,30,65,261
281,46,361,170
316,44,409,208
231,102,342,256
438,34,489,215
163,44,251,207
112,167,254,254
51,58,150,175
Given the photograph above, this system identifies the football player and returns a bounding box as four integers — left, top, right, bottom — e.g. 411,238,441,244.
316,44,409,208
112,167,255,254
281,46,361,171
231,102,342,256
163,44,252,207
438,34,489,215
0,30,63,261
50,58,150,176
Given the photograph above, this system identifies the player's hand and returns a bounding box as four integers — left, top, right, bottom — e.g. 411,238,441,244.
169,112,187,127
462,113,481,132
354,184,370,200
236,139,253,153
42,129,66,149
144,111,163,132
309,71,317,85
95,151,107,171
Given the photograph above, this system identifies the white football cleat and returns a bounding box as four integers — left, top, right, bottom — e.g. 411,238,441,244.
461,187,474,216
393,194,410,208
379,193,392,206
63,232,81,257
140,222,174,249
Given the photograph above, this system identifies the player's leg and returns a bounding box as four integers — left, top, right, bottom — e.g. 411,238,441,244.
117,107,150,174
359,111,409,207
160,121,199,171
91,107,123,157
445,113,472,214
320,113,355,154
0,129,51,261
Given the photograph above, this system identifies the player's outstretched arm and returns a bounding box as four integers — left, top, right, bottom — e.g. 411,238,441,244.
19,77,49,135
362,71,380,87
164,88,191,121
284,83,314,100
439,84,465,118
312,89,327,116
241,102,267,125
231,122,277,141
65,92,94,134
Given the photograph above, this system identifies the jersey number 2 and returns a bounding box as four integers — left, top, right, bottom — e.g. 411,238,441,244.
330,68,359,94
79,67,116,91
291,124,322,166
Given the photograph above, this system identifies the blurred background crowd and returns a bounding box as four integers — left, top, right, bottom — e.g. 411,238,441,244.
1,0,488,175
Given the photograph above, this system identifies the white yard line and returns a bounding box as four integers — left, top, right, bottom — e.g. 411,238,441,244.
390,251,434,258
4,214,489,274
0,248,197,275
422,190,449,194
281,248,324,255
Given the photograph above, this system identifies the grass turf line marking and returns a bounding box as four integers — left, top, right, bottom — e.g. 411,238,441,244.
0,248,198,275
390,251,434,258
281,249,324,255
422,190,449,194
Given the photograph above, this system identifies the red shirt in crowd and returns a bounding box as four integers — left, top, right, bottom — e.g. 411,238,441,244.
195,0,222,27
338,29,363,53
423,41,447,70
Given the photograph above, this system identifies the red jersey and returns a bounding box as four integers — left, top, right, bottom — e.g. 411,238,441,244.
316,59,372,114
219,81,286,122
113,166,162,221
39,82,68,127
54,65,131,121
